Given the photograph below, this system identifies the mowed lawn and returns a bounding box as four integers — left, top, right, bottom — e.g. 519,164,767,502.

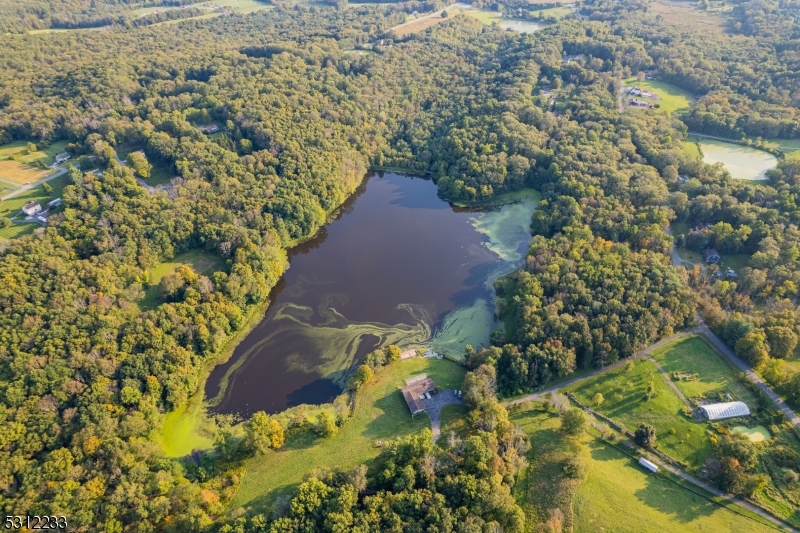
651,336,757,406
139,249,227,310
228,357,466,516
510,409,776,533
439,403,470,440
567,358,713,469
0,174,71,241
0,160,53,185
624,78,694,115
575,439,778,533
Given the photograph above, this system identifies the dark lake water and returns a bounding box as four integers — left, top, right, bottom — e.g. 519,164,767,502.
205,172,538,416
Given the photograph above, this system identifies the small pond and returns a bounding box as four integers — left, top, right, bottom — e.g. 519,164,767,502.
698,138,777,181
499,19,541,33
732,425,772,442
205,172,538,416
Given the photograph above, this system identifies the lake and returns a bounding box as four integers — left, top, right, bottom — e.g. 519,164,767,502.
205,172,538,416
499,19,541,33
698,138,777,181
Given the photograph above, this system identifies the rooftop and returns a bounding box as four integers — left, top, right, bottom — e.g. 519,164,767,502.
699,401,750,420
400,374,435,415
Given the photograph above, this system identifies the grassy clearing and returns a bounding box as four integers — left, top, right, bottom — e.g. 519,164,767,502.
682,140,701,159
567,358,713,469
624,78,694,115
650,335,757,407
0,160,53,185
0,174,70,241
439,403,470,440
392,12,452,37
213,0,273,14
229,357,466,516
676,247,703,265
139,249,227,310
528,6,572,19
718,253,750,273
575,439,779,533
510,409,777,532
463,9,502,24
649,0,726,31
0,140,69,166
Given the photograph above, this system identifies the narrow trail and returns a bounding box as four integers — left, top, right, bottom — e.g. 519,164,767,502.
645,354,691,406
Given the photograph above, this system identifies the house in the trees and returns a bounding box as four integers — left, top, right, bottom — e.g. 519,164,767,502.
699,401,750,421
22,201,42,216
55,152,71,164
400,374,436,416
703,248,720,264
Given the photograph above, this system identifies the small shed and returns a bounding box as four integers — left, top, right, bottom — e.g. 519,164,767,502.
703,248,720,264
699,401,750,421
639,457,659,473
47,198,62,208
22,201,42,216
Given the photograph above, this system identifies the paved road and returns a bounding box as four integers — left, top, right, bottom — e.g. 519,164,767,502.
1,168,69,201
698,321,800,429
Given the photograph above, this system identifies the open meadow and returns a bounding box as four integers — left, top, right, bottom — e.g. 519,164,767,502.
651,335,757,406
623,78,694,115
0,174,70,241
567,358,713,468
139,249,227,310
510,408,779,533
227,357,466,516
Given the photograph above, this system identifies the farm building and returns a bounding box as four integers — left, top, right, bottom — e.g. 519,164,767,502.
55,152,71,164
22,201,42,216
699,401,750,421
703,248,720,264
639,457,659,473
47,198,62,208
400,374,436,416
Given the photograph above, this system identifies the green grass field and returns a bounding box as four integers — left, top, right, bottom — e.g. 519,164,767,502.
682,140,701,159
139,249,227,310
0,174,70,241
439,403,469,439
718,253,750,273
510,409,778,532
624,78,694,115
676,247,703,265
228,357,466,516
0,140,69,166
567,358,713,468
528,6,572,19
651,336,757,406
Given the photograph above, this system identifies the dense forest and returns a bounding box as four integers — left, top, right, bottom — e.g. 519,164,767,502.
1,0,800,530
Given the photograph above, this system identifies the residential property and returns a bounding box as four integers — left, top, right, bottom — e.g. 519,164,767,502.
400,374,436,416
47,198,62,209
703,248,720,264
199,124,219,134
639,457,659,473
55,152,71,164
628,98,653,109
699,401,751,421
22,201,42,216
